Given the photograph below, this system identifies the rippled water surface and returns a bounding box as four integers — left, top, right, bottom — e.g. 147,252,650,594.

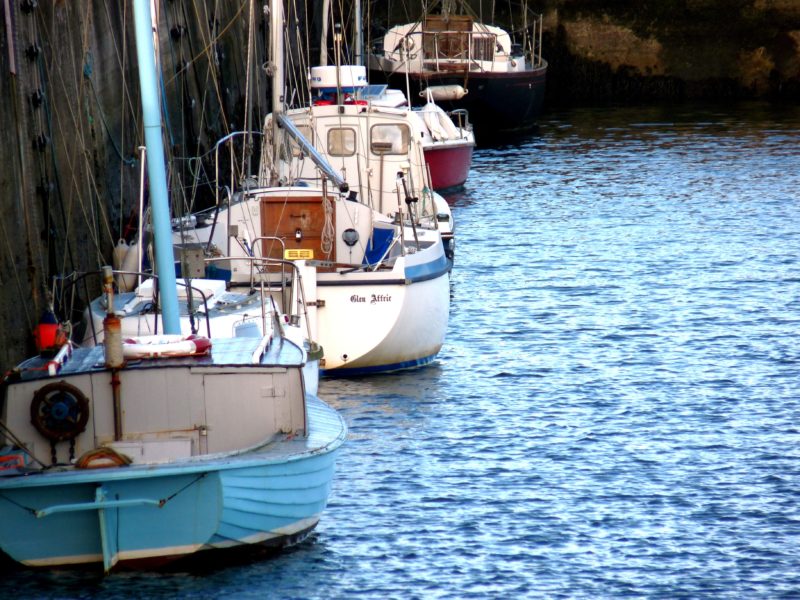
5,102,800,598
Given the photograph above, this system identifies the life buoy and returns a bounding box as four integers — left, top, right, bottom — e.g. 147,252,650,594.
76,447,132,469
30,381,90,442
122,334,212,359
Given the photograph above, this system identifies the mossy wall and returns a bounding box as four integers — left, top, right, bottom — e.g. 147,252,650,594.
490,0,800,101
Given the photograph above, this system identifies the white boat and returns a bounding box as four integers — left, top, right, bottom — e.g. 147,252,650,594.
80,267,323,396
277,63,457,261
0,0,345,572
172,184,451,376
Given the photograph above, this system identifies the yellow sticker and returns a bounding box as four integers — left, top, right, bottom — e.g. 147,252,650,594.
285,249,314,260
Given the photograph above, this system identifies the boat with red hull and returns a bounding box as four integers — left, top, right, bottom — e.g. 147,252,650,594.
423,137,474,191
416,103,474,191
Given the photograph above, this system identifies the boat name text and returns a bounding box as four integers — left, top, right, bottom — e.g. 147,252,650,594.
350,294,392,304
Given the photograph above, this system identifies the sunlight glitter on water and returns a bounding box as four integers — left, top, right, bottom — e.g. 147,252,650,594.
5,102,800,599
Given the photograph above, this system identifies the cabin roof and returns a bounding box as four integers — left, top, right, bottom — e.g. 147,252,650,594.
11,335,304,384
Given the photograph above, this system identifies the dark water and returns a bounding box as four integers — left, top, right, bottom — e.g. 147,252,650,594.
5,102,800,598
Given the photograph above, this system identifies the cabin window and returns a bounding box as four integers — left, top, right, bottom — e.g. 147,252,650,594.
370,124,410,155
289,124,314,157
328,128,357,156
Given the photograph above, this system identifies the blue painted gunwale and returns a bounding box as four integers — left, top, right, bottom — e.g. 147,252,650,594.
403,250,450,284
322,353,437,377
314,243,450,287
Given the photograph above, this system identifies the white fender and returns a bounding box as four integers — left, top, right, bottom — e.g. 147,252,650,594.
122,334,212,359
419,85,467,102
119,239,140,292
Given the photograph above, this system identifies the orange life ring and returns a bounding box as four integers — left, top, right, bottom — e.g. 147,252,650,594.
122,334,212,359
76,447,132,469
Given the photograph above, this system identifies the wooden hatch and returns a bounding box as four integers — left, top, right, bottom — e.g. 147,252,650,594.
259,195,336,264
423,14,472,62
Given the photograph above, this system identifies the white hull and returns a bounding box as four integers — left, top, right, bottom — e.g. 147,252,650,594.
313,247,450,374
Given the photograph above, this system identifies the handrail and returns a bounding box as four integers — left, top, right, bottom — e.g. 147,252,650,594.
213,130,263,208
389,12,545,70
37,497,162,518
448,108,471,134
248,236,287,288
203,256,315,350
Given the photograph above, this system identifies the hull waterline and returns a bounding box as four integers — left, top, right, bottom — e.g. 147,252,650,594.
370,66,547,138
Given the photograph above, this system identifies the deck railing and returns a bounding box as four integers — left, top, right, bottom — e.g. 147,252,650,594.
385,11,545,72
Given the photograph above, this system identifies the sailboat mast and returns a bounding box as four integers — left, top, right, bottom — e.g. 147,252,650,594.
354,0,363,66
271,0,285,171
132,0,180,334
320,0,330,66
271,0,284,115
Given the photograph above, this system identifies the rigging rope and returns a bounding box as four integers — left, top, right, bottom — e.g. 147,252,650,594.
165,0,249,89
82,55,137,167
321,193,335,257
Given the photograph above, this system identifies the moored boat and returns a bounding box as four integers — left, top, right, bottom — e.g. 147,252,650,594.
362,83,475,191
79,265,323,395
418,104,474,191
172,184,451,376
367,2,548,139
0,298,345,571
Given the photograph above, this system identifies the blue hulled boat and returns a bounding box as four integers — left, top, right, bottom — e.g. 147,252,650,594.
0,331,345,571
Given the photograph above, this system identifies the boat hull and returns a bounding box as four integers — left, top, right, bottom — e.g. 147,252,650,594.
316,243,451,376
423,141,474,191
370,65,547,139
0,396,344,571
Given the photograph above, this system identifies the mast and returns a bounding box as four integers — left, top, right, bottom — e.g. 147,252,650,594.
132,0,180,334
270,0,285,183
320,0,330,66
270,0,347,191
354,0,363,66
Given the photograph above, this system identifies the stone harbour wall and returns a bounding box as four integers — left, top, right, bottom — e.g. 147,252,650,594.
535,0,800,102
